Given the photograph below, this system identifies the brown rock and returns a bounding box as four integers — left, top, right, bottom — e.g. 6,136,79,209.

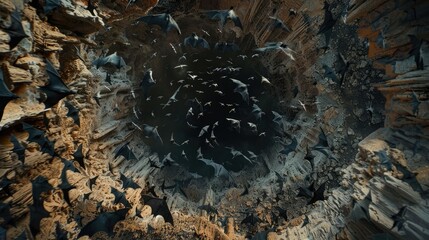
4,62,32,83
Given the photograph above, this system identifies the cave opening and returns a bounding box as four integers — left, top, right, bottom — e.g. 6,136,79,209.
135,43,287,179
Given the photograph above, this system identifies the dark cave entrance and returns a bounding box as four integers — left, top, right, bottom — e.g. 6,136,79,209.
136,47,286,178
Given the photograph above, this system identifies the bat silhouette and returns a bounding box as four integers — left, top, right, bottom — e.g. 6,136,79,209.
251,104,264,121
395,164,423,192
0,69,19,122
73,144,85,169
5,10,27,49
143,124,164,145
78,208,129,237
297,182,315,199
408,35,424,70
350,192,371,222
269,16,290,32
43,0,61,14
59,158,77,205
198,158,230,178
307,182,326,205
141,195,174,225
140,69,156,98
10,135,25,163
411,91,420,116
111,187,132,208
29,201,50,237
120,173,141,189
92,52,126,69
391,206,407,231
255,42,295,60
275,206,288,221
22,123,55,156
0,202,13,226
241,213,260,225
135,13,181,34
301,215,310,228
317,1,336,46
40,59,75,109
184,33,210,49
335,53,349,86
279,138,298,156
214,41,239,52
114,142,138,160
205,7,243,30
198,204,218,215
162,85,182,109
315,128,329,148
86,0,97,16
31,176,53,205
64,101,80,126
230,78,249,104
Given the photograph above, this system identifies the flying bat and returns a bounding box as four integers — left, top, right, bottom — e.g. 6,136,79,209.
40,59,75,109
251,104,264,121
29,201,50,237
349,192,372,222
391,206,407,231
255,42,295,60
279,138,298,156
241,213,261,225
335,53,349,86
143,124,164,145
111,187,132,208
0,69,19,122
317,0,336,47
43,0,61,14
0,202,13,226
297,182,315,199
31,176,53,207
92,52,126,69
78,208,129,237
275,206,288,221
269,16,290,32
5,10,27,49
120,173,140,189
141,195,174,225
140,69,156,98
314,128,329,148
22,123,55,156
64,101,80,126
301,215,310,227
135,13,181,34
307,182,326,205
114,143,138,161
411,91,420,116
86,0,97,16
230,78,249,104
73,144,85,169
395,164,423,193
408,35,424,70
214,42,239,52
184,32,210,49
198,204,218,215
199,158,230,178
10,135,25,163
59,158,77,205
162,85,182,109
205,7,243,30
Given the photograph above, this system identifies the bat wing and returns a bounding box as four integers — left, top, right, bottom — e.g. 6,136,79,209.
279,138,297,155
31,176,54,205
142,195,174,225
230,12,243,29
41,60,75,108
307,182,326,205
10,135,25,163
0,69,18,121
198,38,210,49
205,10,222,20
137,14,167,28
111,187,131,208
120,173,140,189
199,158,229,178
22,123,45,148
167,16,181,34
29,203,50,237
43,0,61,14
114,143,137,160
64,101,80,126
316,128,329,148
78,208,129,237
73,144,85,169
6,10,27,49
104,53,126,69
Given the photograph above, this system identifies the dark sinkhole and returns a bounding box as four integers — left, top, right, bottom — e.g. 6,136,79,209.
134,47,285,178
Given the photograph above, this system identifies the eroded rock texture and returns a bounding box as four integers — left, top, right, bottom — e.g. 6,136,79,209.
0,0,427,239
